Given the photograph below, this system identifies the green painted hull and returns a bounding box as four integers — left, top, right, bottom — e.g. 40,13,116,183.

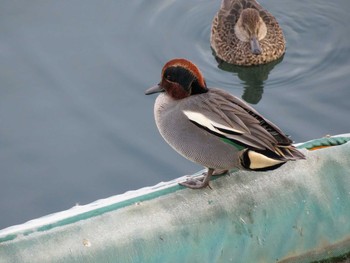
0,135,350,263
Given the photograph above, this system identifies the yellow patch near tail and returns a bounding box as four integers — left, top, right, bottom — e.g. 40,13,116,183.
248,150,285,170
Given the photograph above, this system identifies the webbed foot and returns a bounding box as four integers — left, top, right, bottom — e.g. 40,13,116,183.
179,168,214,189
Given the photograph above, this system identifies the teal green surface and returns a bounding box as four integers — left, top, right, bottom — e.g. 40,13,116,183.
297,136,350,150
0,137,350,263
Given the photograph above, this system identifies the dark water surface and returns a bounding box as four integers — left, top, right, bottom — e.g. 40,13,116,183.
0,0,349,229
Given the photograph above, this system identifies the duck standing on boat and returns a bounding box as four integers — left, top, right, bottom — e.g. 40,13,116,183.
146,59,305,189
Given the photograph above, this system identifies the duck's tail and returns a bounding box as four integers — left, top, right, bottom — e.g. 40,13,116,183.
240,145,305,171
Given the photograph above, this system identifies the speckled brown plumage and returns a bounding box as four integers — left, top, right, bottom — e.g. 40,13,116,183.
211,0,286,66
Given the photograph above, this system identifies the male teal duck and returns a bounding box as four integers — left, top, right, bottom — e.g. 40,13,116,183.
145,59,305,189
210,0,286,66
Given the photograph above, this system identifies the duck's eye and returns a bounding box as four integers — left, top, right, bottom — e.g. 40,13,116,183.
165,75,174,81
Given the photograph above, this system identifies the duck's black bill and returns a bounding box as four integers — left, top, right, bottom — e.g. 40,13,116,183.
145,84,164,95
250,36,262,55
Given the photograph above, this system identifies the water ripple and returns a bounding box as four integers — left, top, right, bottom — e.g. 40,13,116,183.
141,0,349,93
270,0,350,89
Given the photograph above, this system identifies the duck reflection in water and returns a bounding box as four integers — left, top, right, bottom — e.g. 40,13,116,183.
215,55,284,104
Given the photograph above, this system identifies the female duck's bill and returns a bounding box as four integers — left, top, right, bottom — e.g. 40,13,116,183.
250,36,262,55
210,0,286,66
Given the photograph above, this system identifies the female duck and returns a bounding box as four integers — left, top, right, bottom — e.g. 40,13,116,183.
211,0,286,66
145,59,304,189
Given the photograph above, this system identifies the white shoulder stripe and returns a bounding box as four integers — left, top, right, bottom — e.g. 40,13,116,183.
183,110,244,135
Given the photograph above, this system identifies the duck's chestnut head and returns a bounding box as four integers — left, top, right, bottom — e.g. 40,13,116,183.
145,58,208,100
